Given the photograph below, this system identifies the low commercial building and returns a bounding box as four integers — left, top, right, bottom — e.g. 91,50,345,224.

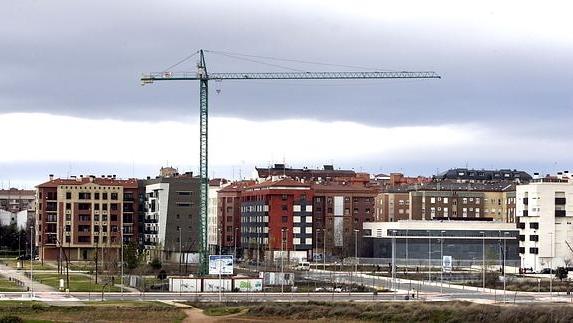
517,172,573,270
362,220,519,267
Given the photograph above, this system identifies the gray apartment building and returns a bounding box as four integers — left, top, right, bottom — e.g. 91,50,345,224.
143,170,200,262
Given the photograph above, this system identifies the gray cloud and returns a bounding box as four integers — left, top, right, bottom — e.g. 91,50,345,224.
1,0,571,131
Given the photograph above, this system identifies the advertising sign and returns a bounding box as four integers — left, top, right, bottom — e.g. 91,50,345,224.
234,279,263,292
209,255,234,275
442,256,452,272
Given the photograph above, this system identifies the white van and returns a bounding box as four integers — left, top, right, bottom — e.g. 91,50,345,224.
294,261,311,271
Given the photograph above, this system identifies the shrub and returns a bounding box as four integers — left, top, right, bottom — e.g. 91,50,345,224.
0,316,23,323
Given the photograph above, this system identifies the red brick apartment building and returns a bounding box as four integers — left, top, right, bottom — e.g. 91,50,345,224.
240,178,314,261
36,175,141,261
216,180,255,255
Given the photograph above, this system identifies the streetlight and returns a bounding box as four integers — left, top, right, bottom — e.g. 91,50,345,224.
391,229,397,300
503,231,509,303
30,225,34,298
480,231,485,291
234,227,239,261
323,229,326,271
427,230,431,283
281,228,286,294
549,231,554,300
440,230,445,294
178,227,183,275
354,229,359,274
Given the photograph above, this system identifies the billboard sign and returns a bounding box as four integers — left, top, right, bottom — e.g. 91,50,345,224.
209,255,234,275
442,256,452,272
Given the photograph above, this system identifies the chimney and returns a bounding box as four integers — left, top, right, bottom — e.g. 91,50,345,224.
533,172,539,179
146,176,151,180
113,175,116,179
557,172,563,179
89,175,95,182
49,174,54,181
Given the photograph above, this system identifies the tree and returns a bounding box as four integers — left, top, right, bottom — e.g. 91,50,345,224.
556,267,568,281
150,258,162,271
123,241,143,270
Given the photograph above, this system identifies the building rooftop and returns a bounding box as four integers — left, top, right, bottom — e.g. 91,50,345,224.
435,168,532,182
37,176,139,188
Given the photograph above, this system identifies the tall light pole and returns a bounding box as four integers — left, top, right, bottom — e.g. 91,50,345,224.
30,225,34,298
178,227,183,275
549,231,554,300
121,224,124,300
503,231,509,303
354,229,359,274
391,229,396,300
480,231,485,291
323,229,326,271
427,230,431,282
281,228,285,294
234,227,238,261
440,230,445,294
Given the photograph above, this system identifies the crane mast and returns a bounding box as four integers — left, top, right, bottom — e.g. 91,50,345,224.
141,49,440,275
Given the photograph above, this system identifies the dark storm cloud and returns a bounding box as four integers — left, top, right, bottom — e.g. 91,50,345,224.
0,0,572,130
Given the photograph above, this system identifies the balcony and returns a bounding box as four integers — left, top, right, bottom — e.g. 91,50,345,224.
145,217,158,223
144,229,158,235
522,210,528,217
555,210,566,217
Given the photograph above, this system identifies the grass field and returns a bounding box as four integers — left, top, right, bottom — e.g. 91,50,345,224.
0,259,56,271
32,273,122,292
0,301,186,323
188,301,573,322
0,277,25,292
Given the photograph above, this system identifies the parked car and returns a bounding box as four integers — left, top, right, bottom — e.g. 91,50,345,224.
15,255,31,260
538,268,555,274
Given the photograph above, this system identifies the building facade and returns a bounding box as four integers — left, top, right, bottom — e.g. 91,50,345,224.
36,175,140,261
516,173,573,271
217,181,254,256
362,220,519,267
240,178,314,261
312,183,377,259
143,172,200,261
208,179,229,254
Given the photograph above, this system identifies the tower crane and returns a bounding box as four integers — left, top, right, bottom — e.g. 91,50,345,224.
141,49,441,274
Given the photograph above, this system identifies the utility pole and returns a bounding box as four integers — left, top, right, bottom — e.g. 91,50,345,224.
30,225,34,298
141,50,440,275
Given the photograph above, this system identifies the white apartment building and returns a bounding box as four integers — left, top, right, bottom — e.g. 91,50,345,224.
207,179,229,254
517,172,573,271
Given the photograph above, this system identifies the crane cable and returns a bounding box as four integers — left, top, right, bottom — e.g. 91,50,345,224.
161,50,200,73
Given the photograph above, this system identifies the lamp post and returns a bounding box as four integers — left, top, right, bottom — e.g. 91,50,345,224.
480,231,485,291
549,231,554,300
502,231,509,302
281,228,285,294
354,229,359,274
234,227,238,261
427,230,431,282
440,230,445,294
121,225,124,300
178,227,183,275
30,225,34,298
391,229,396,300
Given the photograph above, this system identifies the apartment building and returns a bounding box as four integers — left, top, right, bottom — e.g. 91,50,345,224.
516,172,573,271
375,187,410,222
217,180,254,256
312,183,377,259
434,168,531,183
208,178,229,254
240,178,313,261
36,175,140,261
143,171,200,261
256,164,370,185
0,188,35,213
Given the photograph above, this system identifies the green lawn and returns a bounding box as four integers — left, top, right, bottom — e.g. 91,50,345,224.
0,277,25,292
0,259,56,271
32,273,122,292
0,301,186,323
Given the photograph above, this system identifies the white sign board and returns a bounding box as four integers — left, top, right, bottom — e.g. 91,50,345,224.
203,278,232,292
442,256,452,272
169,278,201,292
234,279,263,292
209,255,234,275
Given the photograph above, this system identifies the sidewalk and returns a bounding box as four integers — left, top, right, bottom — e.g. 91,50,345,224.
0,263,56,292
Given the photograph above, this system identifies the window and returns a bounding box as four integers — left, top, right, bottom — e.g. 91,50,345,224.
111,193,118,200
103,193,108,200
65,203,71,210
443,197,448,204
430,197,436,204
530,235,539,242
177,191,192,196
282,205,288,211
111,203,118,211
79,192,91,200
281,194,288,201
529,222,539,229
111,214,117,221
66,192,72,199
94,193,100,200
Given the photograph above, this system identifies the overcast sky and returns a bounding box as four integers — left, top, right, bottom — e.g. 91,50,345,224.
1,0,572,188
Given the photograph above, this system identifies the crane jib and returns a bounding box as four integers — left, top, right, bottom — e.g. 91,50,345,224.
141,71,440,81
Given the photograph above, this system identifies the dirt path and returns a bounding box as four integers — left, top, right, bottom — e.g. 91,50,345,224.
182,308,254,323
